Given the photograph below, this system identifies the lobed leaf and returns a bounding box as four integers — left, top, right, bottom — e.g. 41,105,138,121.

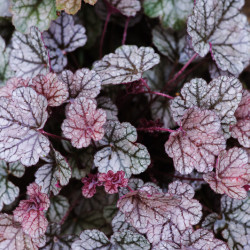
43,13,87,72
0,214,45,249
56,0,82,14
60,69,101,99
187,0,250,75
0,160,25,211
94,120,151,178
143,0,194,30
0,87,50,166
31,73,69,106
35,147,71,195
9,27,50,79
170,76,242,138
62,97,106,148
231,90,250,148
204,147,250,199
11,0,57,33
93,45,160,85
112,211,136,233
165,107,226,174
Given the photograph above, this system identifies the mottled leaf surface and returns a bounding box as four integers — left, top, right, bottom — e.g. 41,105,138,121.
204,147,250,199
56,0,82,14
0,161,25,211
31,73,69,106
0,87,50,166
187,0,250,75
231,90,250,148
93,45,160,85
43,13,87,72
143,0,193,30
94,120,150,178
62,97,106,148
165,107,226,174
0,214,45,249
12,0,57,33
170,76,242,138
97,97,118,121
60,69,101,99
35,148,71,195
10,27,50,79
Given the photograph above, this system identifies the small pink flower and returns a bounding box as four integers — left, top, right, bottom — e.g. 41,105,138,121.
81,174,102,198
98,170,129,194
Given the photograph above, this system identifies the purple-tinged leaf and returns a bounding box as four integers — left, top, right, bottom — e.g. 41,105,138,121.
112,211,136,233
0,87,50,166
97,97,118,121
62,97,106,148
204,147,250,199
94,121,150,178
165,107,226,174
0,214,46,249
60,69,101,99
231,90,250,148
187,0,250,75
93,45,160,85
31,73,69,107
43,13,87,72
9,27,50,79
170,76,242,138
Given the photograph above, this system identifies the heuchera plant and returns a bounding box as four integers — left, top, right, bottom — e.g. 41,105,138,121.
0,0,249,249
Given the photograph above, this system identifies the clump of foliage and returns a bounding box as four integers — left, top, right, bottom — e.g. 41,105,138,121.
0,0,249,249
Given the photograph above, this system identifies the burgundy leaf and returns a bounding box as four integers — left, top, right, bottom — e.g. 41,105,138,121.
61,97,106,148
203,147,250,199
165,107,226,174
81,173,102,198
98,170,129,194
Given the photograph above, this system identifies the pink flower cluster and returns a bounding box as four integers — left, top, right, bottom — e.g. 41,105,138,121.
81,170,129,198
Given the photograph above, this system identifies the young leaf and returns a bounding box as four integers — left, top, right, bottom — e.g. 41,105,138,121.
0,36,14,86
165,107,226,174
203,194,250,249
60,69,101,99
231,90,250,148
0,160,25,211
9,27,50,79
203,147,250,199
170,76,242,138
81,173,102,198
62,97,106,148
11,0,57,33
31,73,69,107
71,229,150,250
143,0,194,30
43,13,87,72
47,195,70,223
13,183,50,238
35,147,71,195
117,183,181,233
94,120,151,178
0,214,46,249
187,0,250,75
105,0,141,17
93,45,160,85
0,87,50,166
56,0,82,15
